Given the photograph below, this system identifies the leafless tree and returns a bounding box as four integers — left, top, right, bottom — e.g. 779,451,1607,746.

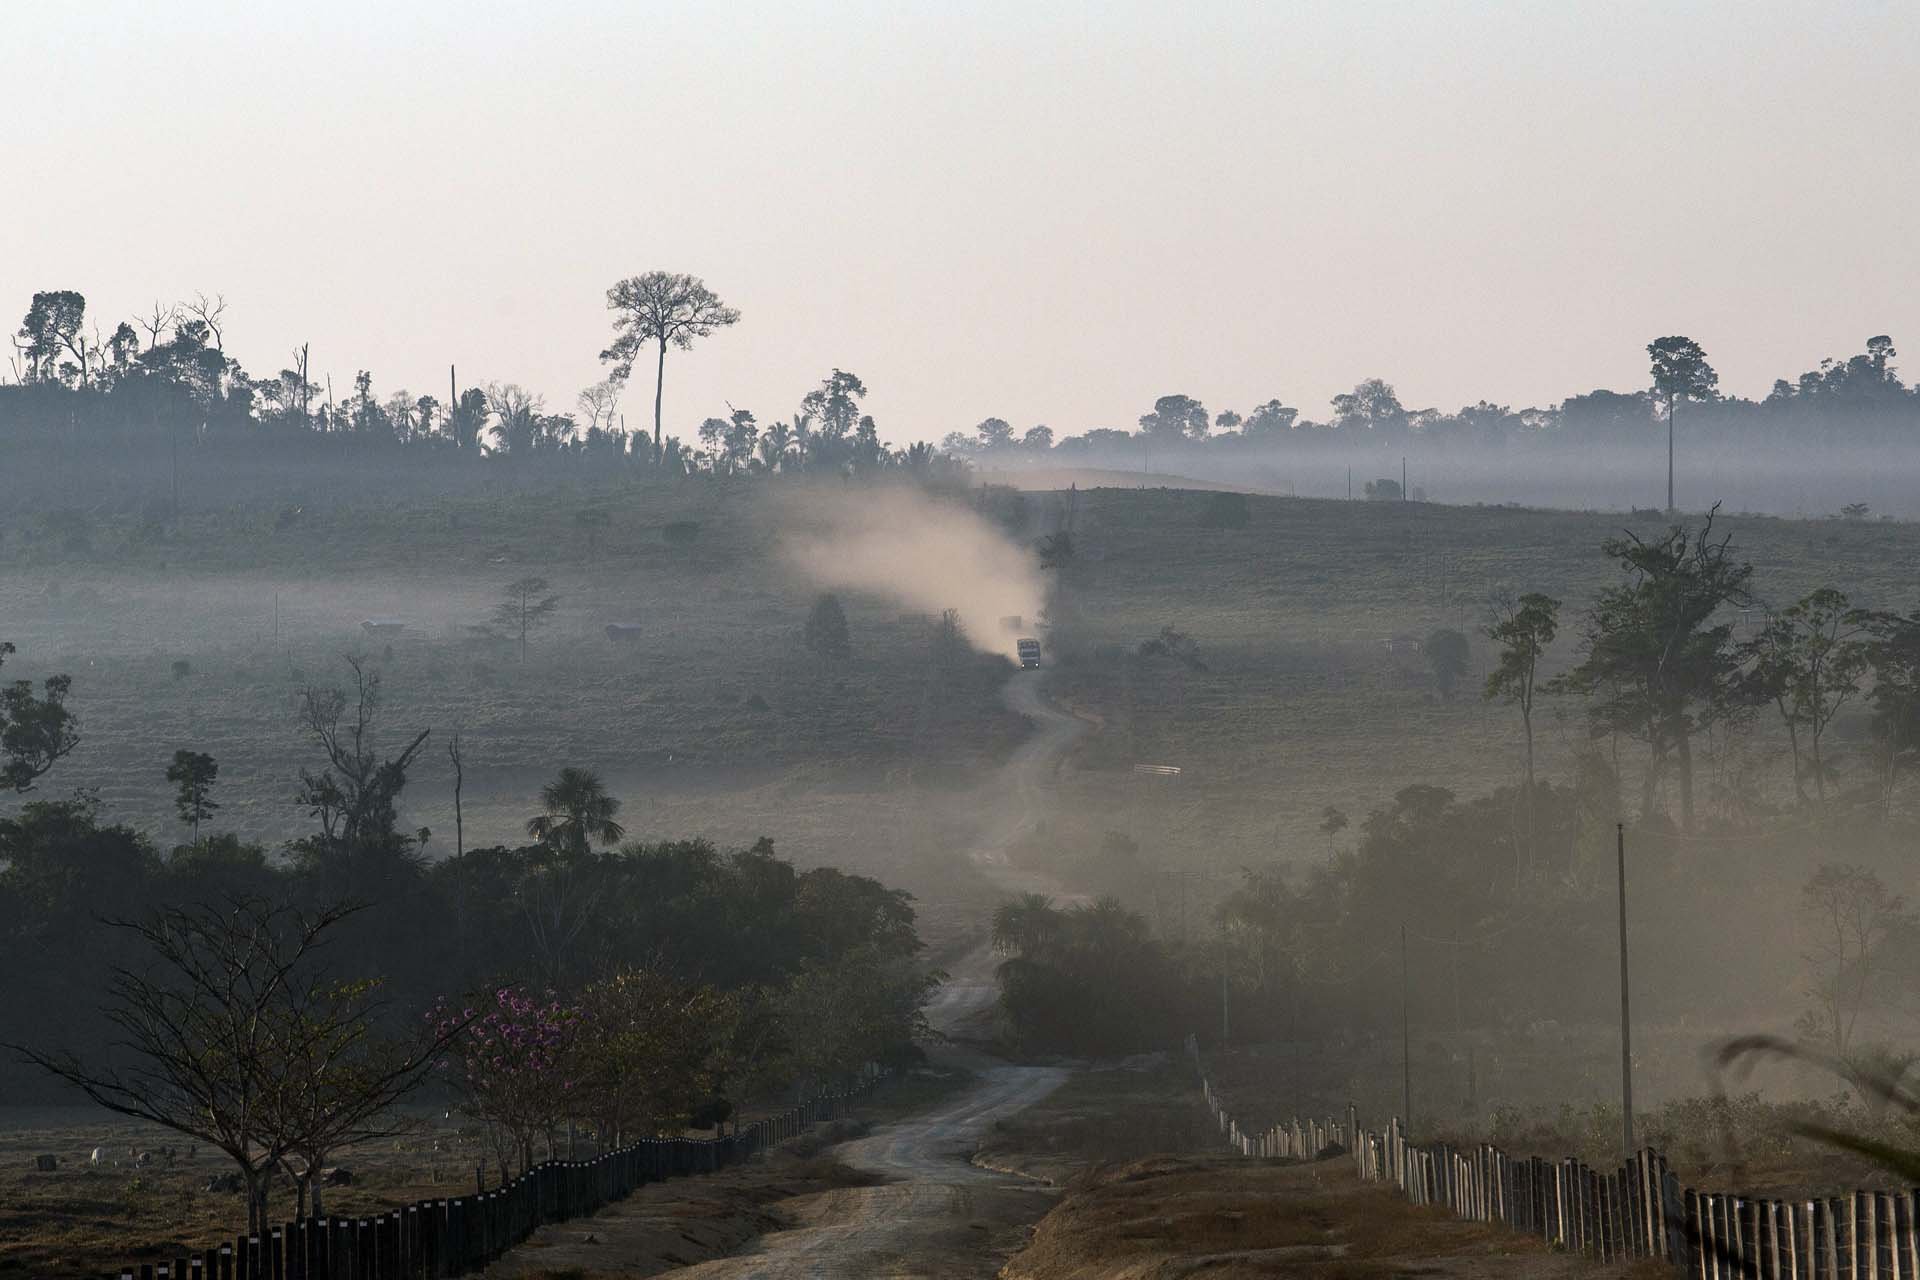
1797,863,1914,1059
139,300,179,349
184,292,228,351
296,656,431,858
447,730,465,858
9,899,355,1233
577,379,623,434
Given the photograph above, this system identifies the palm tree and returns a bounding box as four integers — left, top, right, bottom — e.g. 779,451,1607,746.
526,767,625,858
991,893,1061,958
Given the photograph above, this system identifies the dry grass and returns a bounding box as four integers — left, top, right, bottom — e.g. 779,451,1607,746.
0,1106,479,1279
0,1071,973,1279
1002,1154,1632,1279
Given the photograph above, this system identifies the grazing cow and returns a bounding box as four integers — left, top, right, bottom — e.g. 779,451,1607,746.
89,1147,105,1167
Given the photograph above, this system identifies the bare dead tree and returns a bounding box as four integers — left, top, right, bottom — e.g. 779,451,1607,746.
139,300,179,349
447,730,465,858
8,899,359,1234
576,379,623,434
295,656,431,863
293,343,311,420
184,292,228,351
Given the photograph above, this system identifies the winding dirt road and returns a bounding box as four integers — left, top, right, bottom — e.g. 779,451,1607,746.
667,670,1091,1279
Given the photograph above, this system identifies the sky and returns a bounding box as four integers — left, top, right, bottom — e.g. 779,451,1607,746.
5,0,1917,442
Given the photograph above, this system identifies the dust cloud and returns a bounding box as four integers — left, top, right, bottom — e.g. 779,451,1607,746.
780,488,1046,651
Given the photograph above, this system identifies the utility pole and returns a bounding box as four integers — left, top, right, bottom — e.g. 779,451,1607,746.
1617,823,1635,1156
1402,456,1407,501
1401,923,1413,1136
450,364,457,442
1220,970,1230,1043
1347,465,1352,500
1667,402,1675,513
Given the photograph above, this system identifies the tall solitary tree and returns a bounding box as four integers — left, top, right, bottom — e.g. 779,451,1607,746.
1484,592,1560,875
1484,593,1560,798
165,749,220,846
495,577,561,661
1647,336,1718,512
600,272,741,455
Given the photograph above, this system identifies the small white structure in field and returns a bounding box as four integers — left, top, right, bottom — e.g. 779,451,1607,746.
361,619,408,638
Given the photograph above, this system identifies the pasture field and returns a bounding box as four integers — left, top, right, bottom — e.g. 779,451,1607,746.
1043,487,1920,873
4,478,1913,896
0,478,1026,935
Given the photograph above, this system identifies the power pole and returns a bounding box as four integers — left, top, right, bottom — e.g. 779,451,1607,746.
1402,455,1407,501
1617,823,1635,1156
1220,970,1230,1043
450,364,457,442
1667,401,1674,513
1401,923,1413,1136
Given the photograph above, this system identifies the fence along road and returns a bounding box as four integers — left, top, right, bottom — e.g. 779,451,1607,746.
1188,1035,1920,1279
656,670,1090,1278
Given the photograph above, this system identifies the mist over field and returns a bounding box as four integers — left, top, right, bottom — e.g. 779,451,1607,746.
9,3,1920,1276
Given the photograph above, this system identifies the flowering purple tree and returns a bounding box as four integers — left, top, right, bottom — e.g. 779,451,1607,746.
432,986,581,1180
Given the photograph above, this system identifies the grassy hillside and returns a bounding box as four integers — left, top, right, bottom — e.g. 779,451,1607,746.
4,477,1912,926
1035,488,1919,893
0,478,1027,940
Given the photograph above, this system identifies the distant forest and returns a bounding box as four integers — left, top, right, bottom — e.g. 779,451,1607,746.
4,284,1915,506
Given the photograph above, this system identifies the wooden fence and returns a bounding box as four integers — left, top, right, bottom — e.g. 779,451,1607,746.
1187,1035,1920,1278
104,1072,886,1280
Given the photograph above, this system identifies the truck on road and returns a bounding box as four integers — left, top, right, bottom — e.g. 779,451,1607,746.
1016,637,1042,668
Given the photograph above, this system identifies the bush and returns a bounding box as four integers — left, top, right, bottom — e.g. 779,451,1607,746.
1363,478,1403,501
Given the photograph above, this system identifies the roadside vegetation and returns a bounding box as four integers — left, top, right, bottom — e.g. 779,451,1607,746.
0,642,939,1275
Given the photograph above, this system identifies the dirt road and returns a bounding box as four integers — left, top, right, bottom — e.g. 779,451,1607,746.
662,671,1091,1279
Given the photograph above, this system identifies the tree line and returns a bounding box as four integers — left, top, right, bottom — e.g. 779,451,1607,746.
9,283,1914,486
0,645,936,1229
2,277,963,483
948,335,1916,464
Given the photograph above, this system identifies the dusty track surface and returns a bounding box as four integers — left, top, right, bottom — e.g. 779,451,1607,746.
661,672,1091,1278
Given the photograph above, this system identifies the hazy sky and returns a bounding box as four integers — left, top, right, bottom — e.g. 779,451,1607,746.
7,1,1917,441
